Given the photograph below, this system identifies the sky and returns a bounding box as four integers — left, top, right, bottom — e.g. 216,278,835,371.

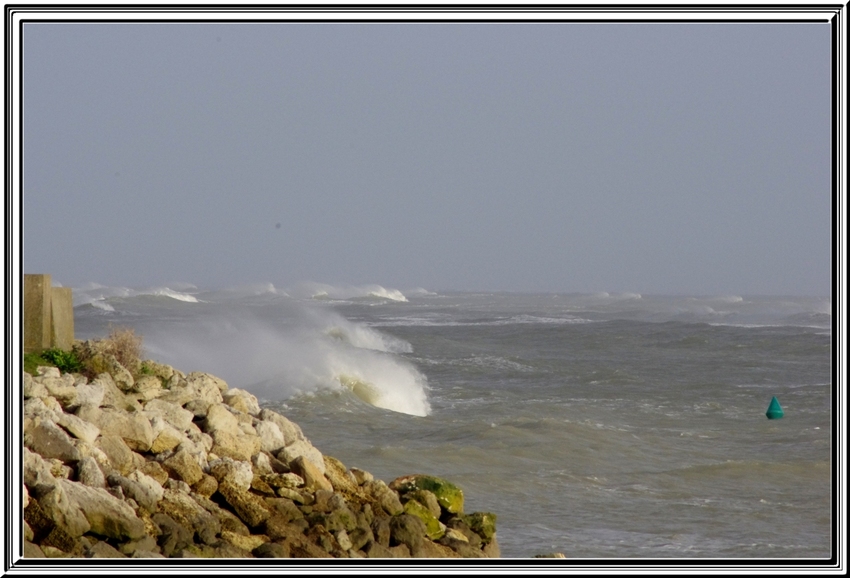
21,20,833,296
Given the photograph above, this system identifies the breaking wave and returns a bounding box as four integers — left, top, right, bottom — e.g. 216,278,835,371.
291,282,408,302
137,305,428,417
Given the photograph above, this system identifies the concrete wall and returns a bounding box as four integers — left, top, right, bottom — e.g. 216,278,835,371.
51,287,74,351
24,274,52,353
24,274,74,353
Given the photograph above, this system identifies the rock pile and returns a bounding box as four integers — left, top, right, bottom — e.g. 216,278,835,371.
22,358,499,559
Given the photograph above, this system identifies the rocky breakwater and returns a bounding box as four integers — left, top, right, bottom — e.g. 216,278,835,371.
22,357,500,559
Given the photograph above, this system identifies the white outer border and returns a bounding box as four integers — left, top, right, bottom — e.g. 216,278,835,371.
3,3,845,575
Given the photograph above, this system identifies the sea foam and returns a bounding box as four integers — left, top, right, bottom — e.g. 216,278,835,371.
291,282,409,302
141,303,428,417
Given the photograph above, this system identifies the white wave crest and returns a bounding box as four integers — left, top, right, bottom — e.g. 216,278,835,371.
713,295,744,303
325,322,413,353
72,282,199,304
369,314,595,327
406,287,438,296
90,300,115,312
141,307,428,417
148,287,199,302
292,282,408,302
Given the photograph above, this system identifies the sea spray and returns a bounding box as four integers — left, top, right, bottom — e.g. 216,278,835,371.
291,282,409,302
139,303,429,416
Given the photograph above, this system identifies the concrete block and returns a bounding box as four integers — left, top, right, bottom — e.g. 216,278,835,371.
24,274,52,353
51,287,74,351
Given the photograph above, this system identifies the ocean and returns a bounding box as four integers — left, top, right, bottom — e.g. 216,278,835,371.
70,282,833,559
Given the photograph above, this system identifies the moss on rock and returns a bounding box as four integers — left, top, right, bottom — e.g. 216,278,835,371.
389,474,464,515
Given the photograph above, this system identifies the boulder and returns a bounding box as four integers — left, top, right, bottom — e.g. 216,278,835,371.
24,542,46,558
254,421,286,454
95,434,137,476
389,474,464,515
417,539,461,558
443,515,481,547
464,511,498,544
37,366,61,378
106,472,163,512
56,479,146,541
363,479,404,516
54,412,100,444
143,399,195,432
222,388,261,416
261,472,304,490
118,535,160,557
183,399,214,419
219,530,268,552
24,418,81,463
482,535,501,558
350,467,373,485
258,408,307,445
86,541,126,558
24,373,49,399
68,380,105,410
403,498,445,541
191,493,251,536
217,480,271,528
404,489,442,520
187,371,228,393
76,456,106,489
277,440,325,474
103,355,135,392
90,373,134,411
389,514,427,553
24,398,55,422
203,404,241,436
289,456,332,492
192,474,218,498
77,406,153,452
149,422,185,454
208,457,254,491
141,360,174,382
152,513,194,557
162,448,205,486
35,482,91,538
253,541,290,558
156,372,224,407
157,489,221,545
209,429,261,462
322,456,361,497
140,461,169,486
132,375,164,401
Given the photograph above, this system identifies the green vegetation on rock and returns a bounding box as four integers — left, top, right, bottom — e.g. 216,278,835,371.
403,499,445,540
23,348,82,376
390,474,464,515
23,352,51,376
463,512,497,543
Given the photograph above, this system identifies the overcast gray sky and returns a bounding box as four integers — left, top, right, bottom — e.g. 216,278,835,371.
22,21,832,296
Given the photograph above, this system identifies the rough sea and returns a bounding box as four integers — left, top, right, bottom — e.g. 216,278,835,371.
71,282,833,560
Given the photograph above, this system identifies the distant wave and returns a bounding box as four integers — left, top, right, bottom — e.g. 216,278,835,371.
291,282,408,303
406,287,438,296
712,295,744,303
72,283,200,307
74,300,115,312
370,314,596,327
590,292,642,301
209,283,288,299
148,287,199,303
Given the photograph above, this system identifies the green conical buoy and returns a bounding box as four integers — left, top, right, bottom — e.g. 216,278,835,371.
766,396,784,420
